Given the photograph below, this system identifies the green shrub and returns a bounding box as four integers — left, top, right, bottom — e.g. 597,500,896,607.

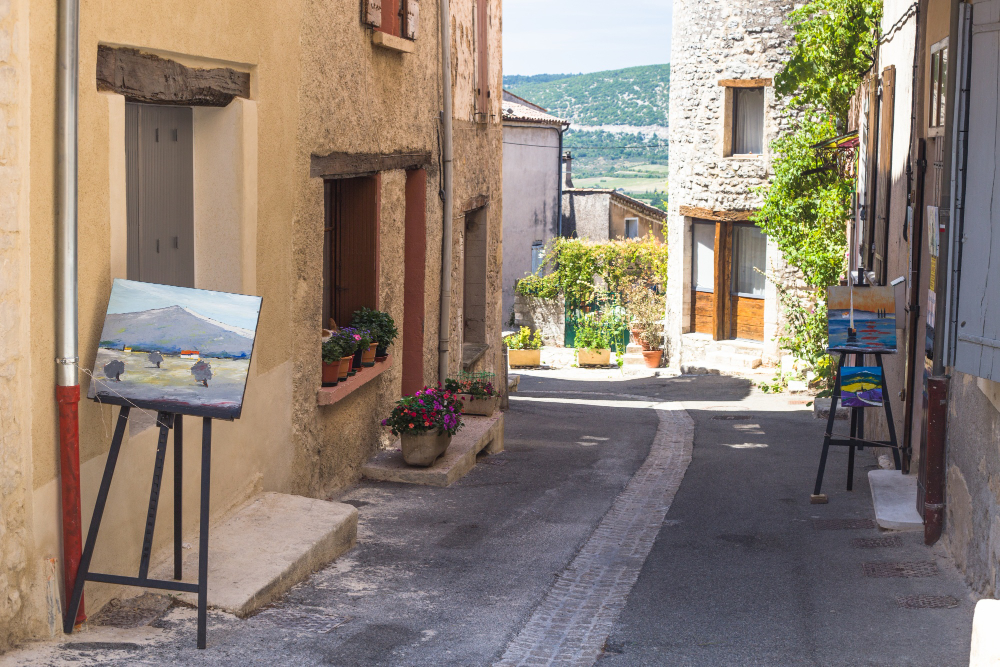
573,314,610,351
504,326,542,350
350,308,399,349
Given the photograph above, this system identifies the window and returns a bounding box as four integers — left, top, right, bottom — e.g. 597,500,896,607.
691,222,715,292
733,88,764,155
929,39,948,129
463,207,488,346
365,0,419,40
531,242,545,275
475,0,489,118
323,176,380,329
624,218,639,239
731,224,766,298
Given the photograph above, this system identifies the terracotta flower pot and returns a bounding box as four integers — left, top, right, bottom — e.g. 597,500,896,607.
630,327,644,345
508,349,541,367
362,344,377,367
401,430,452,467
338,356,353,381
458,393,499,417
642,350,664,368
578,348,611,366
322,361,340,387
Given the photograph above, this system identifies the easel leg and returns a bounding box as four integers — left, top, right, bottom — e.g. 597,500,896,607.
138,413,173,580
197,418,213,649
64,407,131,634
876,354,903,470
813,353,846,502
847,407,858,491
174,414,183,580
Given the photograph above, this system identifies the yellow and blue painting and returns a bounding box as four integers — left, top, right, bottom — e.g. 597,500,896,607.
88,279,262,420
841,367,884,408
827,285,897,352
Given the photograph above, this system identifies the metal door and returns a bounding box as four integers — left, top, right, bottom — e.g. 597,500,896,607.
126,103,194,287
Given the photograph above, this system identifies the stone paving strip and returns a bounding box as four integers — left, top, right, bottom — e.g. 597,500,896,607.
497,392,694,667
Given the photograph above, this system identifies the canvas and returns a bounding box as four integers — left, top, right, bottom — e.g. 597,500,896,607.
88,279,262,420
840,366,884,408
827,285,897,352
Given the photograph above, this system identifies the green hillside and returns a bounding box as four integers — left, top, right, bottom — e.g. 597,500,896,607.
503,64,670,127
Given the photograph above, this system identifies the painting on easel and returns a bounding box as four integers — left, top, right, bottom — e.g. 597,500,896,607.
840,367,884,407
827,285,896,351
87,279,262,420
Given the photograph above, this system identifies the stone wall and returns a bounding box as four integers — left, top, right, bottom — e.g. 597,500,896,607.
562,191,611,241
512,293,565,347
665,0,796,366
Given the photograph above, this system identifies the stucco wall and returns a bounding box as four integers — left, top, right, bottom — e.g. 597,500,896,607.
665,0,796,366
501,123,561,321
563,191,611,241
608,199,664,241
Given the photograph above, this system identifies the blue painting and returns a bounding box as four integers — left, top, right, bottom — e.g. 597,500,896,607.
841,367,884,408
827,285,897,352
87,279,262,420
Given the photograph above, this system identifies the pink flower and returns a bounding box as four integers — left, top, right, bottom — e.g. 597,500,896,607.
353,334,362,341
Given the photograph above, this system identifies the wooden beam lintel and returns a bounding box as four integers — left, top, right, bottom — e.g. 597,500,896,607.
310,151,433,178
679,205,755,222
718,78,773,88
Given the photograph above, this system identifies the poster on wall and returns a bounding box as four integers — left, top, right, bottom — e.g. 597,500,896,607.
87,279,263,420
827,285,897,352
840,366,884,407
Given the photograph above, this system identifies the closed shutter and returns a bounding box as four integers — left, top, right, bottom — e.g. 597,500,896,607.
364,0,382,28
329,176,380,328
476,0,489,118
872,66,895,285
404,0,419,39
862,71,881,271
955,5,1000,381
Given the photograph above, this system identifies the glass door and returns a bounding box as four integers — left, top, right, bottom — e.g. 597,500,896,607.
730,223,766,340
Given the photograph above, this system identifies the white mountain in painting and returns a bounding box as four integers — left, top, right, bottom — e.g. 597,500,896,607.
99,305,254,357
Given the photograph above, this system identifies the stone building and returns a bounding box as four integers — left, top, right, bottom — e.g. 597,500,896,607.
0,0,503,651
664,0,796,370
562,189,666,242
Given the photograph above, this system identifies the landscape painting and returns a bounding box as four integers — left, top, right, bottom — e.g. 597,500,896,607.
827,285,897,352
840,367,884,408
88,279,262,420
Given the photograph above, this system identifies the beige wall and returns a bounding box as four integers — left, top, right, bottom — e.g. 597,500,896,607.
609,199,665,241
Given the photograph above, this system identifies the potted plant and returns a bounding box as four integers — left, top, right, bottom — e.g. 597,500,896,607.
328,329,359,380
321,335,345,387
351,308,399,359
623,280,665,367
574,314,612,366
504,326,543,367
445,377,500,417
382,385,464,467
341,327,370,374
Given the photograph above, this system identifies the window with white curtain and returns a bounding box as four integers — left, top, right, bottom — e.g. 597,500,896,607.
624,218,639,238
531,242,545,274
731,224,766,297
691,222,715,292
733,88,765,155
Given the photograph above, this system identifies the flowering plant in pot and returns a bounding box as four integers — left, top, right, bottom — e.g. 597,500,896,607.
623,280,666,351
350,308,399,359
504,326,542,367
573,314,612,367
340,327,371,373
327,329,360,380
382,385,464,467
321,336,346,387
445,377,500,417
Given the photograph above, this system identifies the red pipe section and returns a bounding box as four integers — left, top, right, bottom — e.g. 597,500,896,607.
923,376,948,545
57,384,85,624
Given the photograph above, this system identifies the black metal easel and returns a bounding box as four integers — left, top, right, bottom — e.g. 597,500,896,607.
63,407,214,649
811,349,902,503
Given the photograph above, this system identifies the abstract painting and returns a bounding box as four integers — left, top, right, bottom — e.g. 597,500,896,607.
88,279,262,420
840,366,884,408
827,285,897,352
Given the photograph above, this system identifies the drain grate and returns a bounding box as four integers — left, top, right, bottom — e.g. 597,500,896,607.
897,595,959,609
852,536,903,548
812,518,877,530
862,561,939,578
711,415,756,420
258,607,351,633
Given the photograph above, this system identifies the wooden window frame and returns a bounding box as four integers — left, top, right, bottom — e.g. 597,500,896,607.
928,38,949,134
719,79,771,158
323,175,381,330
475,0,490,121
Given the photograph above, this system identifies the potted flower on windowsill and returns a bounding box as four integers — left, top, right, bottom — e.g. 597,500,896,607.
445,377,500,417
574,315,612,367
382,385,464,467
504,326,543,367
327,329,359,381
340,327,370,374
321,335,344,387
350,308,399,360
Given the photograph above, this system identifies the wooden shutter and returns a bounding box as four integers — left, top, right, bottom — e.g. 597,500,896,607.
955,10,1000,381
862,71,881,272
330,176,380,328
476,0,489,118
872,66,895,284
404,0,419,39
364,0,382,28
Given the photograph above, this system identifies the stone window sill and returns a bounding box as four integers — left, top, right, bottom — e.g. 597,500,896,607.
372,32,415,53
318,355,393,407
724,154,764,161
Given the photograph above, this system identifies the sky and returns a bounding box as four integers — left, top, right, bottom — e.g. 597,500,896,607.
502,0,672,76
107,279,262,332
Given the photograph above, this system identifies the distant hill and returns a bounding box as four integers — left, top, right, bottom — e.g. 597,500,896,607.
503,64,670,127
99,305,254,358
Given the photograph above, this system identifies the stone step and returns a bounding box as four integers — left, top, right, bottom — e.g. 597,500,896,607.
680,363,771,379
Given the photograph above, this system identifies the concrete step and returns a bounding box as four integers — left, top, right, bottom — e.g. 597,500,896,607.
152,493,357,617
869,470,923,531
680,363,771,379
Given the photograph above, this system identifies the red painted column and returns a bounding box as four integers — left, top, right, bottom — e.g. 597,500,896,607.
402,168,427,396
57,384,85,624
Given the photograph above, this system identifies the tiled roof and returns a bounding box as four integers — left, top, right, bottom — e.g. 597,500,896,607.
502,90,570,126
564,188,667,222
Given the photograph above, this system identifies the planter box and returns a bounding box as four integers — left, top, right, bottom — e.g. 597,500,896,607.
401,431,452,467
508,349,541,367
458,393,499,417
578,348,611,366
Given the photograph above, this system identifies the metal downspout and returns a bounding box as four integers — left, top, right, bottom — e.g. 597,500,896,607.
56,0,84,626
557,127,564,237
438,0,454,383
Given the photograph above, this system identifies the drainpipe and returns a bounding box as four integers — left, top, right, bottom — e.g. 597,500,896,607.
557,126,565,237
438,0,454,383
56,0,84,625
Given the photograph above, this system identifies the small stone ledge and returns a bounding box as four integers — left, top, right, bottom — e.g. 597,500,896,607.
317,355,392,406
371,32,415,53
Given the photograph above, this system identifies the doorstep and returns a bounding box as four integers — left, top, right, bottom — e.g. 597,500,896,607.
971,600,1000,666
361,412,504,487
151,492,357,617
868,470,923,531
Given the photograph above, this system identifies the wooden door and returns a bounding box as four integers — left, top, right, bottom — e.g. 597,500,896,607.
729,223,766,341
690,221,715,334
